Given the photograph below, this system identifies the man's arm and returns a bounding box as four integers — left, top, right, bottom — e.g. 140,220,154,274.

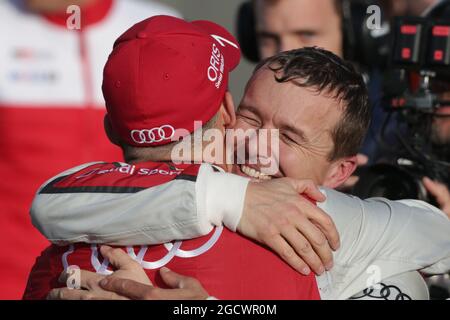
31,161,340,275
31,162,248,245
316,188,450,299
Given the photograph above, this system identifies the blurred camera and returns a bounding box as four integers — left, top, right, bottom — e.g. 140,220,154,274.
353,14,450,202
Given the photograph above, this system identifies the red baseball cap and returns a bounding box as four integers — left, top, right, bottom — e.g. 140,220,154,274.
102,15,241,147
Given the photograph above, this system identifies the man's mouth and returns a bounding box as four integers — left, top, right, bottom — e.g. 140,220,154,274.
239,164,272,180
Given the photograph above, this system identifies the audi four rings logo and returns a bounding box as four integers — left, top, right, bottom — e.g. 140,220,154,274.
131,125,175,144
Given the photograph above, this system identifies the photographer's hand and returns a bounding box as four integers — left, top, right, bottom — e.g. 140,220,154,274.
423,177,450,218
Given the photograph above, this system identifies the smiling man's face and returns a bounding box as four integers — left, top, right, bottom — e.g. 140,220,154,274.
232,67,349,187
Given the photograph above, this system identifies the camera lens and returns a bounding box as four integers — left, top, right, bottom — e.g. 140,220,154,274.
352,164,425,200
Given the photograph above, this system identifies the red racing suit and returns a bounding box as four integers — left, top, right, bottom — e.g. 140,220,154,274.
0,0,179,298
23,161,320,300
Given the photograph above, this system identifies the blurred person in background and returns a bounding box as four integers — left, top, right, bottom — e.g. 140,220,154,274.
0,0,179,299
253,0,344,59
423,77,450,217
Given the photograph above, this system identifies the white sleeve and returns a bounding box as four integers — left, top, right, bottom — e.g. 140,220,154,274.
196,165,249,232
31,162,249,246
316,188,450,300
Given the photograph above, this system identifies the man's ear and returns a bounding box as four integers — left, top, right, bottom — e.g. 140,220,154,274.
323,156,357,189
103,114,121,147
220,91,236,129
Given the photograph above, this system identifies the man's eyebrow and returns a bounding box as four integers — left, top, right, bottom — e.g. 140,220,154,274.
293,29,318,36
238,105,262,118
256,30,279,39
239,107,308,141
282,124,309,143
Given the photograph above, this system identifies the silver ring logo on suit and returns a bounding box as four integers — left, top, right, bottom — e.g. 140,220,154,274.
131,125,175,144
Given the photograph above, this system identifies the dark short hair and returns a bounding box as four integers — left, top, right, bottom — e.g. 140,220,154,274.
254,47,370,161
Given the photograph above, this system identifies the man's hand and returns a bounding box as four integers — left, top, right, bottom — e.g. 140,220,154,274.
423,177,450,218
238,178,340,276
47,245,151,300
47,246,209,300
99,267,209,300
47,268,126,300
